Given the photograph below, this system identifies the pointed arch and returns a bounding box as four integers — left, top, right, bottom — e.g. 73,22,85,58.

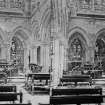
95,28,105,72
10,26,31,49
68,32,87,61
67,27,89,69
68,27,90,47
40,7,51,42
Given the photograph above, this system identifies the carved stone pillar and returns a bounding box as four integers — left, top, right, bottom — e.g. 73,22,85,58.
25,0,31,16
31,46,37,64
5,43,10,62
1,44,7,60
42,44,50,73
52,40,60,87
86,46,94,63
24,47,29,71
59,42,64,78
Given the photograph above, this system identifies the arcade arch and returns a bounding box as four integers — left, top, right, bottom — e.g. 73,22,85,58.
95,31,105,72
10,36,24,75
10,29,29,76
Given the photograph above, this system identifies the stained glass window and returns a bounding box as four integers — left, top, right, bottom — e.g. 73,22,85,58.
10,36,24,74
70,38,83,61
79,0,92,9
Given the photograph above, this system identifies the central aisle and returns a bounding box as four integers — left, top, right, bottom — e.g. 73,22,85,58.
16,84,49,105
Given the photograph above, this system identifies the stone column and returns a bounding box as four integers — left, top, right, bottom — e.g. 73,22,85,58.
6,44,10,62
24,47,29,71
52,40,60,87
42,44,50,73
25,0,31,16
86,47,90,62
1,44,8,60
59,42,64,78
86,46,95,63
46,45,50,73
31,46,37,64
40,46,43,67
90,46,95,63
33,47,37,64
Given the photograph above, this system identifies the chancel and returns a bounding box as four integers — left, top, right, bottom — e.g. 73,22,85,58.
0,0,105,105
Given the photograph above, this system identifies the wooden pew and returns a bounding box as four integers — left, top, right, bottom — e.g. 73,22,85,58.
0,104,31,105
50,87,104,105
0,85,16,92
50,95,105,105
26,73,50,94
0,72,7,84
0,102,32,105
51,87,102,96
60,75,92,86
39,87,105,105
0,92,23,103
26,73,50,85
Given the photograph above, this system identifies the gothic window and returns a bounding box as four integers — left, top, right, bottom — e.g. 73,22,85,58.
70,38,84,61
10,36,24,74
79,0,91,9
94,0,103,10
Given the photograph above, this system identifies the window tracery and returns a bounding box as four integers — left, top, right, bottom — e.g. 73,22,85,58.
70,38,83,61
10,37,24,73
79,0,92,9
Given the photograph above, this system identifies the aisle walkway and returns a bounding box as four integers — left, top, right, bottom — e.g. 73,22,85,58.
17,84,49,105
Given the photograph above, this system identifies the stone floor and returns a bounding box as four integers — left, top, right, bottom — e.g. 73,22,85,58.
3,76,105,105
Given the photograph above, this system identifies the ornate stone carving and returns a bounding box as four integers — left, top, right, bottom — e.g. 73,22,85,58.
33,20,41,41
78,0,92,10
0,0,25,10
77,0,105,13
31,0,48,14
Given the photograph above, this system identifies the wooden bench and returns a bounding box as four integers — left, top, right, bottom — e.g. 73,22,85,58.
0,92,23,103
0,85,16,92
0,102,31,105
26,73,50,85
26,73,50,94
0,104,31,105
60,75,92,86
0,72,7,84
39,87,104,105
51,87,102,96
50,87,104,105
50,94,105,105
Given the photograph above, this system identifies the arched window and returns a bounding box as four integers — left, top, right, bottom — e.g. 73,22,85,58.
68,32,86,71
70,38,83,61
10,36,24,75
79,0,91,9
